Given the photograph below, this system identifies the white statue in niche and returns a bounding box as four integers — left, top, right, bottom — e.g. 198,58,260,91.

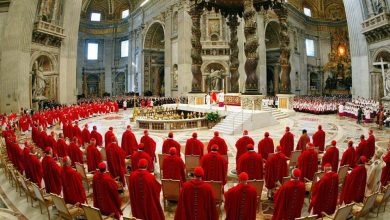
32,61,47,100
172,65,178,89
209,69,224,91
385,69,390,97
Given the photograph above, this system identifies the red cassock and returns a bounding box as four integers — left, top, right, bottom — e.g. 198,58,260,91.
62,123,68,138
129,169,165,220
321,147,339,172
224,183,257,220
42,155,62,195
93,172,122,219
201,152,228,184
258,137,275,160
10,142,24,173
131,151,153,172
296,134,310,151
340,147,357,168
339,165,367,204
91,130,103,146
32,126,39,144
237,151,263,180
22,147,32,180
356,139,367,158
121,130,138,156
81,128,91,145
162,138,181,156
38,131,48,150
235,136,255,164
66,123,73,139
211,92,217,103
265,153,288,189
280,131,294,157
106,143,126,183
46,135,58,155
29,154,43,188
365,135,375,159
313,129,326,152
298,148,318,181
185,138,204,158
61,166,87,205
104,130,115,148
73,125,82,139
272,179,306,220
68,142,84,166
86,144,103,172
57,138,68,157
140,135,157,160
162,155,186,183
174,179,218,220
381,151,390,186
207,137,228,155
309,172,339,217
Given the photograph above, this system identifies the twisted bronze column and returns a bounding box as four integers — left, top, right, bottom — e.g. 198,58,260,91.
189,4,203,93
227,14,240,93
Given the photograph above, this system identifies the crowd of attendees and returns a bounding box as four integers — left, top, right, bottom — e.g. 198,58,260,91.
293,95,350,114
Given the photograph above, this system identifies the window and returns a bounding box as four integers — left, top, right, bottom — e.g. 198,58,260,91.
121,40,129,58
304,7,312,17
87,43,99,60
305,39,315,57
91,13,101,21
122,9,129,19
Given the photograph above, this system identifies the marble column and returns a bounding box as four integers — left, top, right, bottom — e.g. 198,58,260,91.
275,4,291,94
189,4,203,93
227,14,240,93
243,0,259,94
164,9,173,97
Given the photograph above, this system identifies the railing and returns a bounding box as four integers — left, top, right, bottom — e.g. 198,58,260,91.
136,117,208,130
33,20,65,38
362,12,390,33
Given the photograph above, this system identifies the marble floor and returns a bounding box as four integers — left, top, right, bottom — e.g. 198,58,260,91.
0,109,389,219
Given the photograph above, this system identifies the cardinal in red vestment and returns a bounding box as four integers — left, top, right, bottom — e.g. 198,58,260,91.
46,131,58,156
296,129,310,151
272,169,306,220
68,137,84,166
309,164,339,217
104,127,115,148
162,148,186,183
224,172,257,220
86,138,103,172
340,140,357,168
106,137,126,183
73,121,82,140
29,148,43,187
237,144,263,180
81,124,91,146
140,129,157,161
91,126,103,147
129,159,165,220
22,144,33,180
339,156,367,204
42,147,62,195
235,130,255,164
265,146,288,197
366,130,375,159
313,125,326,152
56,133,68,157
61,157,87,204
211,90,217,104
356,134,367,158
37,127,47,150
207,131,228,155
162,132,181,156
185,132,204,158
121,125,138,156
280,127,294,157
131,143,153,172
201,144,228,184
258,132,275,160
9,138,24,173
298,143,318,181
321,140,339,172
381,141,390,186
174,167,218,220
93,162,122,219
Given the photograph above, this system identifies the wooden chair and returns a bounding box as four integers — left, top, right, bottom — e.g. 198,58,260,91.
205,181,223,208
288,150,301,167
31,182,53,220
375,184,390,216
247,179,264,213
19,176,36,206
351,192,378,219
50,193,84,220
295,215,317,220
185,155,200,177
158,153,168,175
75,162,93,192
337,165,349,186
322,203,353,220
161,179,181,209
82,204,115,220
305,171,325,202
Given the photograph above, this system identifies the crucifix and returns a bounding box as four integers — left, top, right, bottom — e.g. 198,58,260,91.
373,57,389,96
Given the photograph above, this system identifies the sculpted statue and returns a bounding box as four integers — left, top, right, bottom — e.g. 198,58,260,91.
172,66,178,89
32,61,47,99
385,69,390,97
374,0,386,14
209,69,222,91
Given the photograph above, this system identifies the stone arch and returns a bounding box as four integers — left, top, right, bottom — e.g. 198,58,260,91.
30,51,58,72
143,21,165,49
202,61,228,92
201,60,228,75
373,48,390,63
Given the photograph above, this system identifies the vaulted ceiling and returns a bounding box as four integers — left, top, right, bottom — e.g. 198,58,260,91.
81,0,140,20
288,0,346,20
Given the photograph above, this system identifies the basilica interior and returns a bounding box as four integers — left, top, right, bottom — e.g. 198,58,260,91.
0,0,390,220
